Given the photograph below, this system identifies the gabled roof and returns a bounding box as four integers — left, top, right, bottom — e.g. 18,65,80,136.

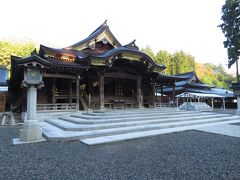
15,21,166,74
65,20,122,50
174,71,213,89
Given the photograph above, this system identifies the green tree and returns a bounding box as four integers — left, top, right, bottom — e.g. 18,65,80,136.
171,51,195,75
141,46,157,62
195,63,236,89
0,41,36,69
156,50,172,74
219,0,240,82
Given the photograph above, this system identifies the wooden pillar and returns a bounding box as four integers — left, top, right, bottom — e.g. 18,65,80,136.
99,75,104,109
76,76,80,111
152,81,156,108
137,76,142,108
161,85,163,103
69,80,72,103
52,78,56,103
172,82,176,107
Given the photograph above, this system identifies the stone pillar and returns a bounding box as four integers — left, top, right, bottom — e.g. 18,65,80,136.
211,98,214,109
76,76,80,111
99,75,104,109
19,85,42,142
223,98,226,110
236,96,240,115
137,76,142,108
69,80,72,103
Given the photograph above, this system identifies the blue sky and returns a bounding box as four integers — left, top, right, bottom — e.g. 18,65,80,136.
0,0,235,73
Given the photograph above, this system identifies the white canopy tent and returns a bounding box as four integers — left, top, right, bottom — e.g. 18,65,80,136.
176,92,226,110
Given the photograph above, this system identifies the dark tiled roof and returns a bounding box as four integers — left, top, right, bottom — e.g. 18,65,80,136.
161,71,234,98
40,45,88,59
0,82,7,86
14,55,88,69
186,82,211,88
186,88,235,98
175,71,195,79
158,74,188,81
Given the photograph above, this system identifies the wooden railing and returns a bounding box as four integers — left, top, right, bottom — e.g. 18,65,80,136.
91,96,136,109
37,103,77,112
54,90,76,99
155,103,175,108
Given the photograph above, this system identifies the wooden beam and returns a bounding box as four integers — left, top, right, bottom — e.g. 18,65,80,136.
104,72,138,80
43,73,76,79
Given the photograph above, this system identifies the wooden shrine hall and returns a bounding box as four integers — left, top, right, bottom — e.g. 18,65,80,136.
8,21,185,112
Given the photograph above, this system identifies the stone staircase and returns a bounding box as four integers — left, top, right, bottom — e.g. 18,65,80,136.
41,108,240,145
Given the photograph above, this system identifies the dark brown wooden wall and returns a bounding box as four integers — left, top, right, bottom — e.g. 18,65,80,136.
0,93,5,112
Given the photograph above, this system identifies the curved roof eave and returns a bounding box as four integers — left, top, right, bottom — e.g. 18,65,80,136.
90,47,165,69
158,74,189,81
14,55,88,69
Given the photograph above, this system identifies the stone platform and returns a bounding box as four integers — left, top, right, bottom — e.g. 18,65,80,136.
41,108,240,145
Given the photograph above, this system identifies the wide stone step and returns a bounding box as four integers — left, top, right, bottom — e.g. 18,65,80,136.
80,119,240,145
57,112,227,126
46,113,232,131
83,108,182,116
78,116,240,139
43,116,240,142
70,110,211,120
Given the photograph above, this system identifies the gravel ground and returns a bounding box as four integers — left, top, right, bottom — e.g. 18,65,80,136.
0,126,240,180
231,123,240,126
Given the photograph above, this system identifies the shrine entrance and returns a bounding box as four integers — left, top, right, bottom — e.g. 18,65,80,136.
101,77,137,109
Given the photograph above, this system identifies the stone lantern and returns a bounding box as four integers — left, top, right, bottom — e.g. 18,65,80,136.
13,68,45,144
231,83,240,115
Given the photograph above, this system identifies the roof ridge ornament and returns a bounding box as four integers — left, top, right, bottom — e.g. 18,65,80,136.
103,19,108,27
31,49,38,56
124,39,139,50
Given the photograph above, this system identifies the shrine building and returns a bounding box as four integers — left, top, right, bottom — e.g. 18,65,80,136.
8,21,186,112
